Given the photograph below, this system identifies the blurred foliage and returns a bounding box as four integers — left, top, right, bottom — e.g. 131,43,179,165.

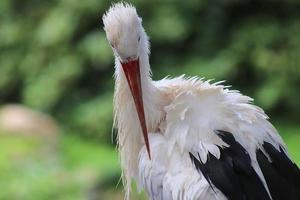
1,0,300,140
0,0,300,199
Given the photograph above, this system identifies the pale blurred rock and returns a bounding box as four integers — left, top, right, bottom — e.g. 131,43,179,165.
0,104,59,138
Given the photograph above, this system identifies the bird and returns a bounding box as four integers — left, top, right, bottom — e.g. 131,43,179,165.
102,3,300,200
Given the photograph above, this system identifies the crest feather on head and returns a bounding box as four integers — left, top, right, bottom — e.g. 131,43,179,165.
102,2,140,49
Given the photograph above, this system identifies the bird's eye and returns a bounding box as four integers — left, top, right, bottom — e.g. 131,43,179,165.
138,36,141,42
110,42,115,48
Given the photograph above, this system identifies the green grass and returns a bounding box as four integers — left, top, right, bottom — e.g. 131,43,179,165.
60,134,120,176
0,133,120,200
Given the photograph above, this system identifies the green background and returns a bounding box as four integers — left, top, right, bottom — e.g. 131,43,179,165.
0,0,299,199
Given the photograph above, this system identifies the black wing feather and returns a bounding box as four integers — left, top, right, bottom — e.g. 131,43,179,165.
257,142,300,200
190,130,271,200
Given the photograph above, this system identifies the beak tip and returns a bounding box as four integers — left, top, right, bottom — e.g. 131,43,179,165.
146,144,151,160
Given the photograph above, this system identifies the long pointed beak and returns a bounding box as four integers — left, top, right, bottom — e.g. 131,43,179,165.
121,58,151,159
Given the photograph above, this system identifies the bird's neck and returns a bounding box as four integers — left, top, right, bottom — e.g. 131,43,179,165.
113,50,162,196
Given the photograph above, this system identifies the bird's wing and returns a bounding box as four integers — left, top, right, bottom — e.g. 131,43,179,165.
155,76,300,200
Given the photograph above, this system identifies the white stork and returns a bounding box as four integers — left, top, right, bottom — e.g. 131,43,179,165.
102,3,300,200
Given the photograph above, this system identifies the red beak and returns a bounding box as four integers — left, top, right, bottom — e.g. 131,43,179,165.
121,58,151,159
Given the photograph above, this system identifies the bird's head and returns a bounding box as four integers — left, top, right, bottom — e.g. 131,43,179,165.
103,3,151,159
103,3,142,63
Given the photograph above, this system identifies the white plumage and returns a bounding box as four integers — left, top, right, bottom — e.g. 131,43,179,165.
138,77,280,200
103,3,300,200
